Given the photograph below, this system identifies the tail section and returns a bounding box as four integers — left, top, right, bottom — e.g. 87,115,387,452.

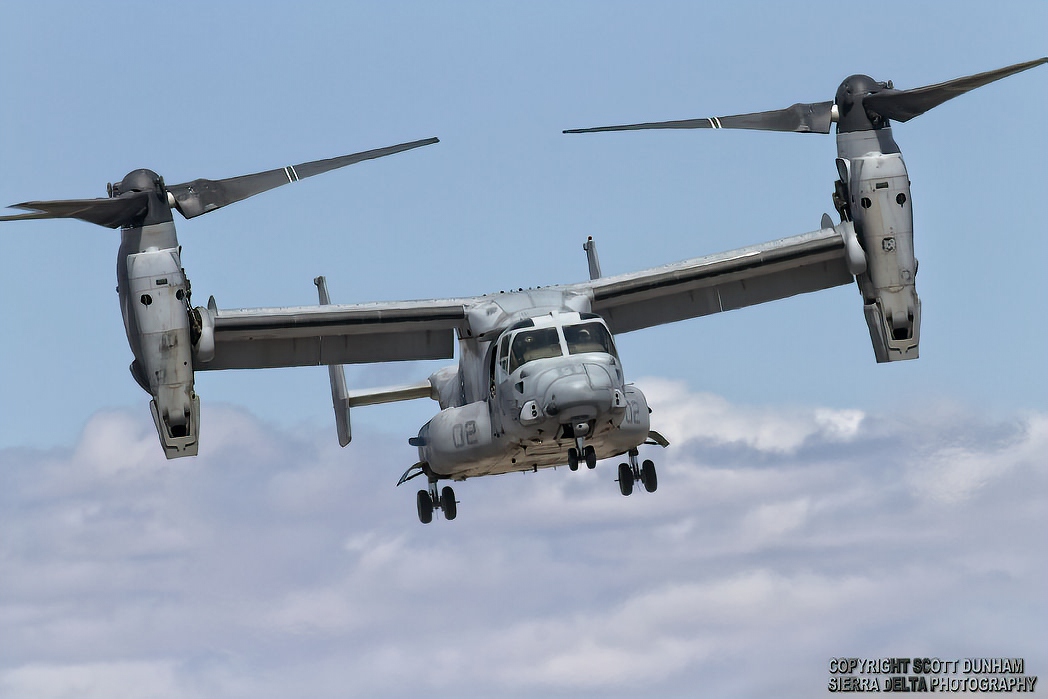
315,276,352,446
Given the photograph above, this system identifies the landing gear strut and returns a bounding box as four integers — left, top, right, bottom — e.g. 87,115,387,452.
416,478,457,524
617,448,657,496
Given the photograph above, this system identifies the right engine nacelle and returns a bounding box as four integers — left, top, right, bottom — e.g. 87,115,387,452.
127,248,200,458
842,150,921,363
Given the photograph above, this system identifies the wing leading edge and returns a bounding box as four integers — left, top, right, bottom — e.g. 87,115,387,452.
580,226,852,334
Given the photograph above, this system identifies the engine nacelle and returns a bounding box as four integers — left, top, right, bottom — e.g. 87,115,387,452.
127,248,200,457
603,384,651,456
841,147,921,362
416,400,501,477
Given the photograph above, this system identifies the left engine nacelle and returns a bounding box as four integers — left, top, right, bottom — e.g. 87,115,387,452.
127,249,200,458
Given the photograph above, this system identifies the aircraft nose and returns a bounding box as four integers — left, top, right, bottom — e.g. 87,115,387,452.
542,364,617,422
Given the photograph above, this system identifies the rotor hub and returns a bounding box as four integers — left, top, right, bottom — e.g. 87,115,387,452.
111,168,162,198
835,75,891,133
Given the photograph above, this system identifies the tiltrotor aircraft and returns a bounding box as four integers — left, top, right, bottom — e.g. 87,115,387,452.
2,59,1044,524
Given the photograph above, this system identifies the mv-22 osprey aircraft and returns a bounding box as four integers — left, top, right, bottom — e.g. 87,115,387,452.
2,58,1044,524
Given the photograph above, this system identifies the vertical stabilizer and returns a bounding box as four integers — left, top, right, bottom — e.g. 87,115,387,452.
314,276,352,446
583,236,602,279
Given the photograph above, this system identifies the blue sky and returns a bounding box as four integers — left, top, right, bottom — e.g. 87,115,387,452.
1,2,1045,697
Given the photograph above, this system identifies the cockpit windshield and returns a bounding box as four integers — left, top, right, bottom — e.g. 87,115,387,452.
564,321,617,358
508,327,562,373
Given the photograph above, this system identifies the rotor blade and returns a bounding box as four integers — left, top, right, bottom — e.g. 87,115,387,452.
564,101,834,135
0,192,150,229
167,137,440,219
864,57,1048,123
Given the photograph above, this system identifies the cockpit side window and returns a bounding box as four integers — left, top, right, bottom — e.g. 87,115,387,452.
564,321,618,358
508,327,563,373
497,333,511,374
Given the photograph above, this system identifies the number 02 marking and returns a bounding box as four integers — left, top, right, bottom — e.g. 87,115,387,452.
624,400,642,425
452,420,479,448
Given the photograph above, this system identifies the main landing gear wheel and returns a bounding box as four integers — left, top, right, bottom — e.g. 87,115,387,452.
641,459,657,493
417,479,458,524
617,449,658,497
617,462,634,496
441,486,458,521
568,448,579,471
417,489,434,524
584,445,597,469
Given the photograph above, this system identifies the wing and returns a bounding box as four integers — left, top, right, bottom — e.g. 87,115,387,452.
198,224,850,369
197,298,471,370
577,226,852,334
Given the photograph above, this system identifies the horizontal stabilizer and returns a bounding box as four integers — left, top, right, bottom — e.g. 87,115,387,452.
348,381,435,407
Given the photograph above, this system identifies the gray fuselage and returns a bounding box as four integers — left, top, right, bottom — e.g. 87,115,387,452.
414,291,651,480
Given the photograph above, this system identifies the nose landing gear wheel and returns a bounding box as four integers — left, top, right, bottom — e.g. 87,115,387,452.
617,462,634,496
417,489,434,524
641,459,657,493
584,445,597,469
567,447,579,471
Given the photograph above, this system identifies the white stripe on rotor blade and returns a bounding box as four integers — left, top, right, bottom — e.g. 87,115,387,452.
711,116,723,129
284,166,300,183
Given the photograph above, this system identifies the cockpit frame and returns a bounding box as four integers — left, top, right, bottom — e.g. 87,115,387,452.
495,313,618,378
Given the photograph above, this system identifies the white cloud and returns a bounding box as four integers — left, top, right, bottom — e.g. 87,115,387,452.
71,411,162,478
640,377,866,452
1,389,1044,698
739,497,812,544
905,413,1048,504
0,661,183,699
